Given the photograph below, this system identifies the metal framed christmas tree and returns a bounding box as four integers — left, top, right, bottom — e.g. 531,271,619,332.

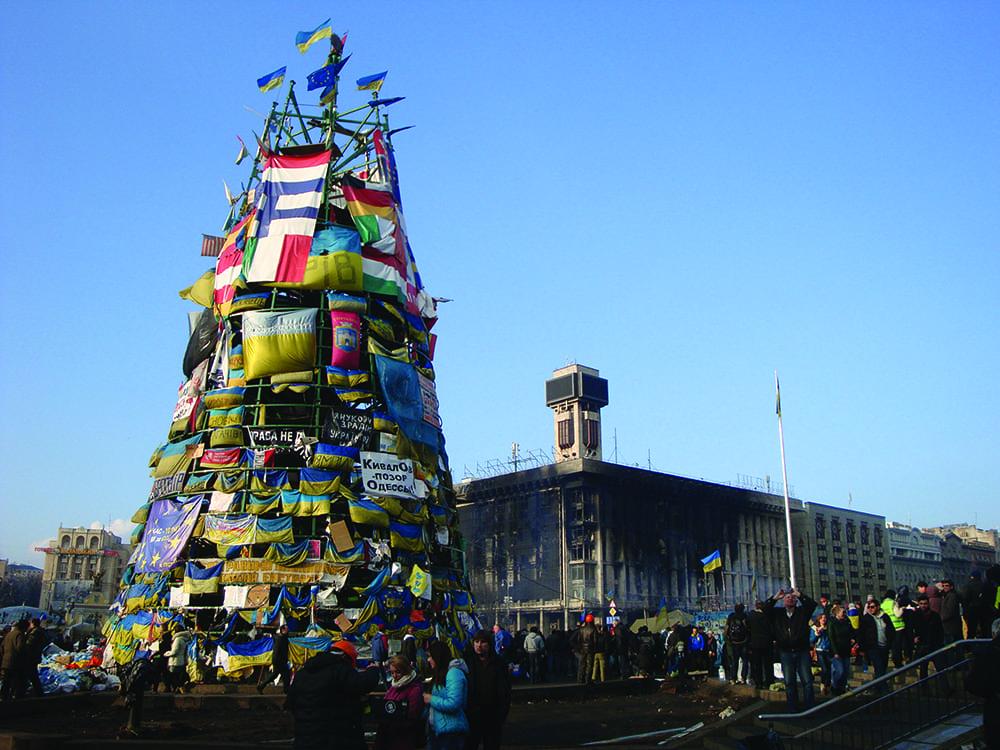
104,23,481,676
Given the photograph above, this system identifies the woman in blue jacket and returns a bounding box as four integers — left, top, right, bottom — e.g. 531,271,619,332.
424,640,468,750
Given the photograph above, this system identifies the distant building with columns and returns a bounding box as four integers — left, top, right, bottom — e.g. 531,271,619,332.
37,526,130,624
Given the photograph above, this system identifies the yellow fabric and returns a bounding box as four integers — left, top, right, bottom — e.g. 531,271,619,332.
178,270,216,308
267,252,364,292
242,309,317,381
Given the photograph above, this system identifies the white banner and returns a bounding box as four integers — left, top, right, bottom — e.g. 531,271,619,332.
360,451,417,499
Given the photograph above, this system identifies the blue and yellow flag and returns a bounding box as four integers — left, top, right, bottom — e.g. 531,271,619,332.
296,20,332,53
257,67,286,93
408,563,431,600
356,71,387,92
701,550,722,573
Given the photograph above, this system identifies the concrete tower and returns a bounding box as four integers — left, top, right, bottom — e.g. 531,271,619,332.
545,364,609,462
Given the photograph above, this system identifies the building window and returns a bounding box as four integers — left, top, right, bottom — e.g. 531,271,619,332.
557,418,574,449
583,419,600,450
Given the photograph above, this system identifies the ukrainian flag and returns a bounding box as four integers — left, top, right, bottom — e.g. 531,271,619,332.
356,71,387,92
257,67,286,93
296,19,332,53
701,549,722,573
390,520,424,552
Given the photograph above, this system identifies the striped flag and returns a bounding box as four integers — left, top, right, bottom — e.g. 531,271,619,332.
257,67,286,93
775,374,782,418
214,211,254,316
201,234,225,257
243,150,331,284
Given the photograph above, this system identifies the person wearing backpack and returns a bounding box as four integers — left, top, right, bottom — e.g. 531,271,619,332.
724,603,750,683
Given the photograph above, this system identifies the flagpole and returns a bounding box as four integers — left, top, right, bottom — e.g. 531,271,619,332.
776,371,797,589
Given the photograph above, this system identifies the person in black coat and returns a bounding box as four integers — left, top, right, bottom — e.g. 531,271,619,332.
763,588,817,713
746,601,774,689
258,624,292,693
285,640,381,750
858,600,895,687
965,617,1000,750
912,594,945,681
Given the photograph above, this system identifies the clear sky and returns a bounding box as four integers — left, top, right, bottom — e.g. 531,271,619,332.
1,3,997,567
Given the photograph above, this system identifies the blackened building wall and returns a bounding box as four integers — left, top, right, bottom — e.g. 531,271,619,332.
457,458,800,630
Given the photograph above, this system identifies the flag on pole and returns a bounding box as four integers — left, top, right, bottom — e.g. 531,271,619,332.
701,550,722,573
235,137,249,165
296,20,332,54
775,375,782,419
201,234,225,257
243,149,332,284
356,71,387,91
307,55,351,91
257,67,286,93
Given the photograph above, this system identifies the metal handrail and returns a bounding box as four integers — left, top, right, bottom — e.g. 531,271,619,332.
758,637,988,722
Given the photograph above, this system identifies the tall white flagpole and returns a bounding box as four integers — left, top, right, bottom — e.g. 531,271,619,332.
776,371,797,589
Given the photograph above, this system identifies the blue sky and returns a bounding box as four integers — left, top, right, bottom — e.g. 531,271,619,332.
1,3,997,567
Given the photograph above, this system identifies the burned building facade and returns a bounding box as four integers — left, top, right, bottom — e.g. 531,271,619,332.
457,459,800,631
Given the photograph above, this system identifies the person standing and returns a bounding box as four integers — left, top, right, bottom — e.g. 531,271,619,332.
591,623,609,683
880,590,906,669
724,603,750,683
859,600,895,690
258,624,292,694
0,620,26,701
916,581,942,615
828,605,856,696
912,594,945,681
523,626,545,684
285,639,381,750
747,600,774,689
168,629,193,693
492,625,512,665
463,629,511,750
612,618,633,680
152,629,172,693
374,655,426,750
809,614,833,695
962,571,986,640
400,625,418,669
371,624,390,687
22,619,48,697
939,579,963,667
425,641,468,750
763,588,818,713
964,617,1000,750
570,615,597,684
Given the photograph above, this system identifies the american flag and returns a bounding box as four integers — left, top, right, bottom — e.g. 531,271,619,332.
201,234,225,257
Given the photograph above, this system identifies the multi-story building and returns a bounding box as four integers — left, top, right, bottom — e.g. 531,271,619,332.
886,522,943,588
923,524,999,565
456,365,802,631
0,560,43,608
36,526,130,625
792,503,890,603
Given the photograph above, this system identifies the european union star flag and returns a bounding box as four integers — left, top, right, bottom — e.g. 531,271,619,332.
701,550,722,573
257,67,286,93
307,55,351,91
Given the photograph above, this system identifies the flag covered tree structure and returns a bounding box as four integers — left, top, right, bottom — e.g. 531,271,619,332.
104,30,480,673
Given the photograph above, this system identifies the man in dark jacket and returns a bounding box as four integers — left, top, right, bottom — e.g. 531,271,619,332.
464,629,512,750
961,571,986,640
22,619,49,697
939,579,963,668
724,603,750,683
285,640,380,750
258,624,292,694
859,599,895,689
763,589,817,712
0,620,26,701
912,594,945,681
612,618,633,680
965,617,1000,750
570,616,597,684
747,601,774,689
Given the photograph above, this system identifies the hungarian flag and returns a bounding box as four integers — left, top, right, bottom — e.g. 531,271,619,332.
243,150,331,284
